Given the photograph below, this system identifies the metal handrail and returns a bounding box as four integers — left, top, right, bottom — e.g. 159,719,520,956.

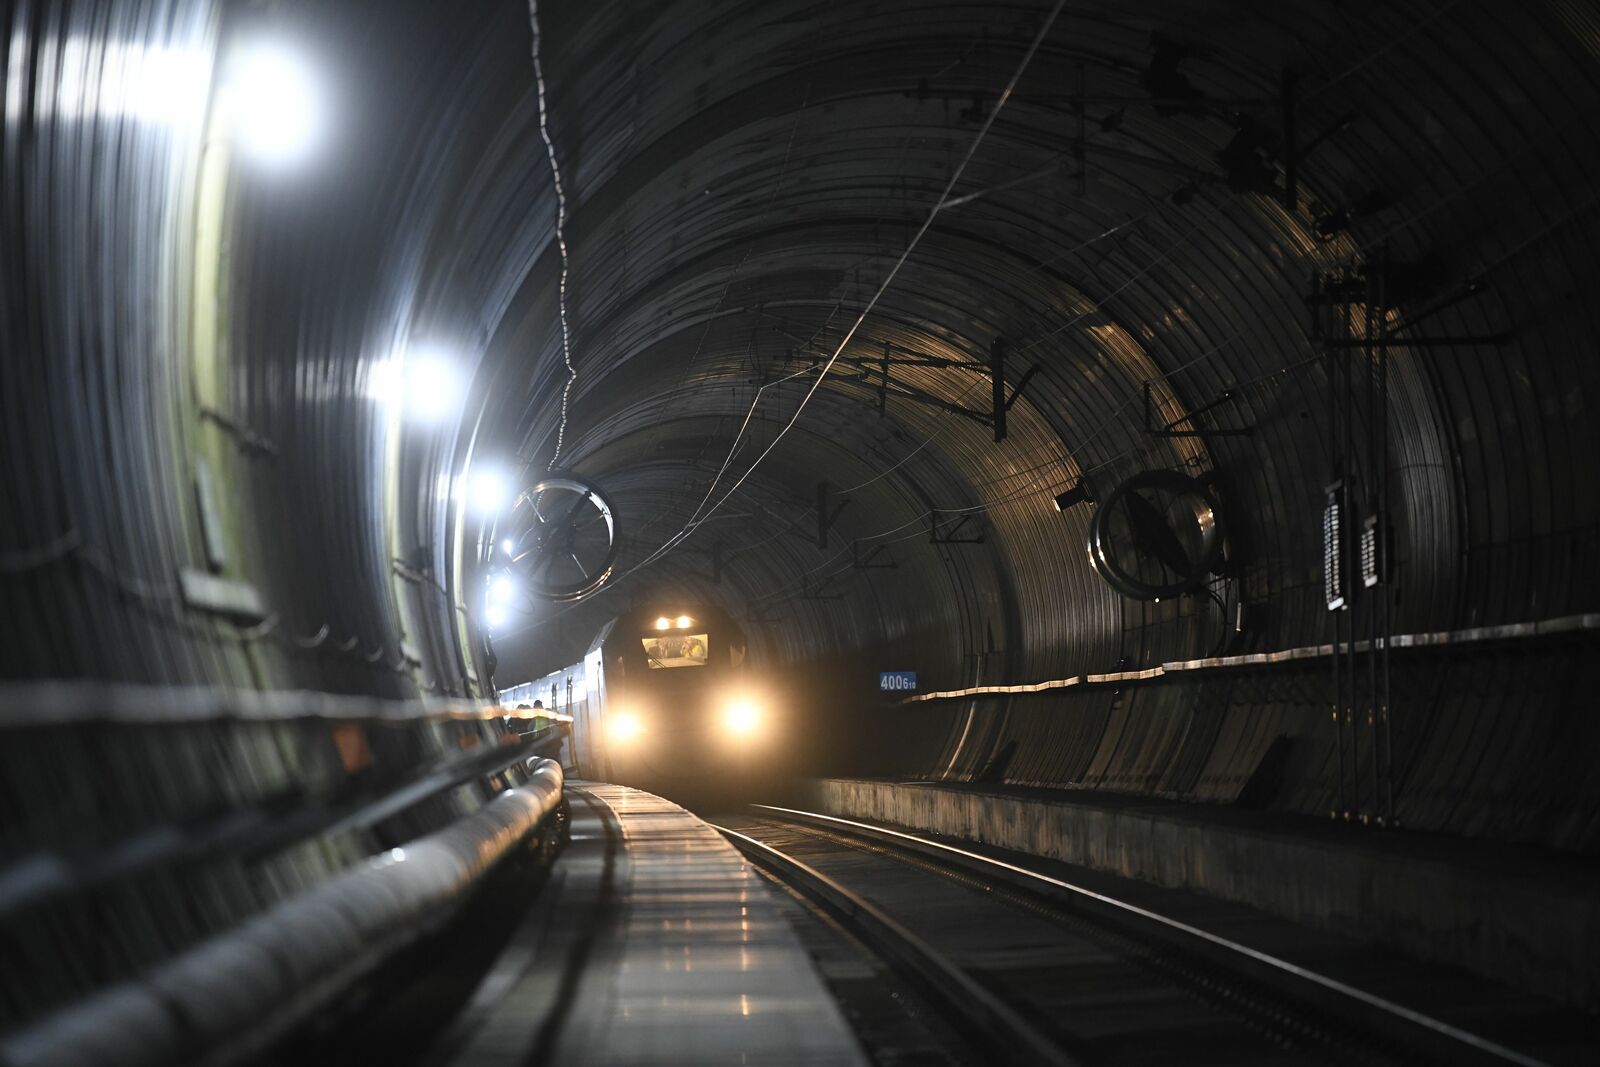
0,723,566,921
0,681,575,728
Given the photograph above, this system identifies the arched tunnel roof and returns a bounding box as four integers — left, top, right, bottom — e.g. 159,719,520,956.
3,0,1599,847
451,0,1600,684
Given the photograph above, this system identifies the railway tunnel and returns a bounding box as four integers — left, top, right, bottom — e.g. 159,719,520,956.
3,0,1600,1062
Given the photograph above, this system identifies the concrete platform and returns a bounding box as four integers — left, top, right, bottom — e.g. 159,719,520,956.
802,778,1600,1012
435,783,866,1066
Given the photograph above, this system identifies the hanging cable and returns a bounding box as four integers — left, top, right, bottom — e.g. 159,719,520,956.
618,0,1070,577
515,189,1228,627
529,0,576,471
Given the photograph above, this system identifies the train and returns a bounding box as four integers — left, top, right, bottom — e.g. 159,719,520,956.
499,603,773,793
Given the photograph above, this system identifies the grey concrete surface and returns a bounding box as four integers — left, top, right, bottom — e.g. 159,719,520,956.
804,778,1600,1011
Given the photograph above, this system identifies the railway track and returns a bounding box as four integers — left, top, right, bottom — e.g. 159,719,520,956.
713,806,1554,1067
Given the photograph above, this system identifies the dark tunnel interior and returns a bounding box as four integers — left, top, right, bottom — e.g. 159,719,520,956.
4,0,1600,1062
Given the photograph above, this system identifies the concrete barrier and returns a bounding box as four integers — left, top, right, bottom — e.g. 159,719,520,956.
805,778,1600,1010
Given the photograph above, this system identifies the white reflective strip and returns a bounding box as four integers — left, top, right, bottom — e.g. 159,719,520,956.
903,612,1600,703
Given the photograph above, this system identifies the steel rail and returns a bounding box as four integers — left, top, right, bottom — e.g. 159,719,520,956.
754,805,1549,1067
711,823,1079,1067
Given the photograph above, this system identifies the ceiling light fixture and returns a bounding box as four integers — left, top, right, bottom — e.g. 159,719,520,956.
469,469,507,516
224,41,323,166
1054,481,1095,512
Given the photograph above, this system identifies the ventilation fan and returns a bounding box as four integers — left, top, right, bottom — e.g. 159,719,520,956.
1086,470,1225,600
501,474,619,602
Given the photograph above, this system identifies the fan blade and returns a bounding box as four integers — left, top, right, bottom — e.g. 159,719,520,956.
1123,491,1192,576
559,490,592,526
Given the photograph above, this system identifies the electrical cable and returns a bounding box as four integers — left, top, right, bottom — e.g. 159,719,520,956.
610,0,1071,580
633,193,1209,579
1307,0,1467,99
496,190,1246,635
529,0,576,471
743,348,1317,606
698,201,1229,583
0,529,82,572
489,1,1579,641
496,322,1291,638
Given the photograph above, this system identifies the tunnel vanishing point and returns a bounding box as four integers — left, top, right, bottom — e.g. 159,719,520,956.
2,1,1600,1064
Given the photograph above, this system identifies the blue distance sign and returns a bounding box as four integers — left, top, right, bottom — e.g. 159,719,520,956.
879,671,917,692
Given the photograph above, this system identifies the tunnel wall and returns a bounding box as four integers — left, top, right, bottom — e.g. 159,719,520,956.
880,640,1600,849
0,0,561,1034
0,701,546,1032
0,0,541,699
480,0,1600,852
4,0,1599,873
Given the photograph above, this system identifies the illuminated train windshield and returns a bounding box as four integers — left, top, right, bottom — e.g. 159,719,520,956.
641,632,709,669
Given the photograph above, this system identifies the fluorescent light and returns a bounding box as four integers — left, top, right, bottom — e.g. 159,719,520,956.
367,359,404,407
367,351,464,421
501,538,515,556
488,574,515,604
48,39,210,129
404,355,461,420
484,602,509,628
225,41,322,166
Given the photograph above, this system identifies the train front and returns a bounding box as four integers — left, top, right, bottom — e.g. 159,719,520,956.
597,606,774,800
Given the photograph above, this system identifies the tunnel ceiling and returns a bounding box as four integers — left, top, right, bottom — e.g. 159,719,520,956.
6,0,1600,845
437,0,1600,685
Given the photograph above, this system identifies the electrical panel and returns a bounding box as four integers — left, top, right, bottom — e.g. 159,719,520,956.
1360,513,1384,588
1323,483,1345,611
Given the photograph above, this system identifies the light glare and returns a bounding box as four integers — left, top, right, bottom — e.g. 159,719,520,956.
654,616,671,630
608,711,645,743
488,574,516,604
367,353,464,421
676,615,692,628
724,699,762,738
484,602,509,628
470,470,507,516
48,40,210,128
367,359,404,406
405,356,461,420
227,42,322,166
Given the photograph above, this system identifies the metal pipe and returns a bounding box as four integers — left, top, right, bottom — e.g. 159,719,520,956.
1,761,565,1067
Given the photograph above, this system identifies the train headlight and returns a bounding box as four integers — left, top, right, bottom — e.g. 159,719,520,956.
608,711,646,744
723,698,763,738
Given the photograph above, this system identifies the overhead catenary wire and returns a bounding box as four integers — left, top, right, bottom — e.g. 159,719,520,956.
645,192,1210,550
735,200,1233,563
613,0,1071,579
744,346,1311,606
514,62,1160,549
717,92,1600,612
495,187,1249,639
494,0,1558,639
498,311,1287,640
835,209,1173,497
